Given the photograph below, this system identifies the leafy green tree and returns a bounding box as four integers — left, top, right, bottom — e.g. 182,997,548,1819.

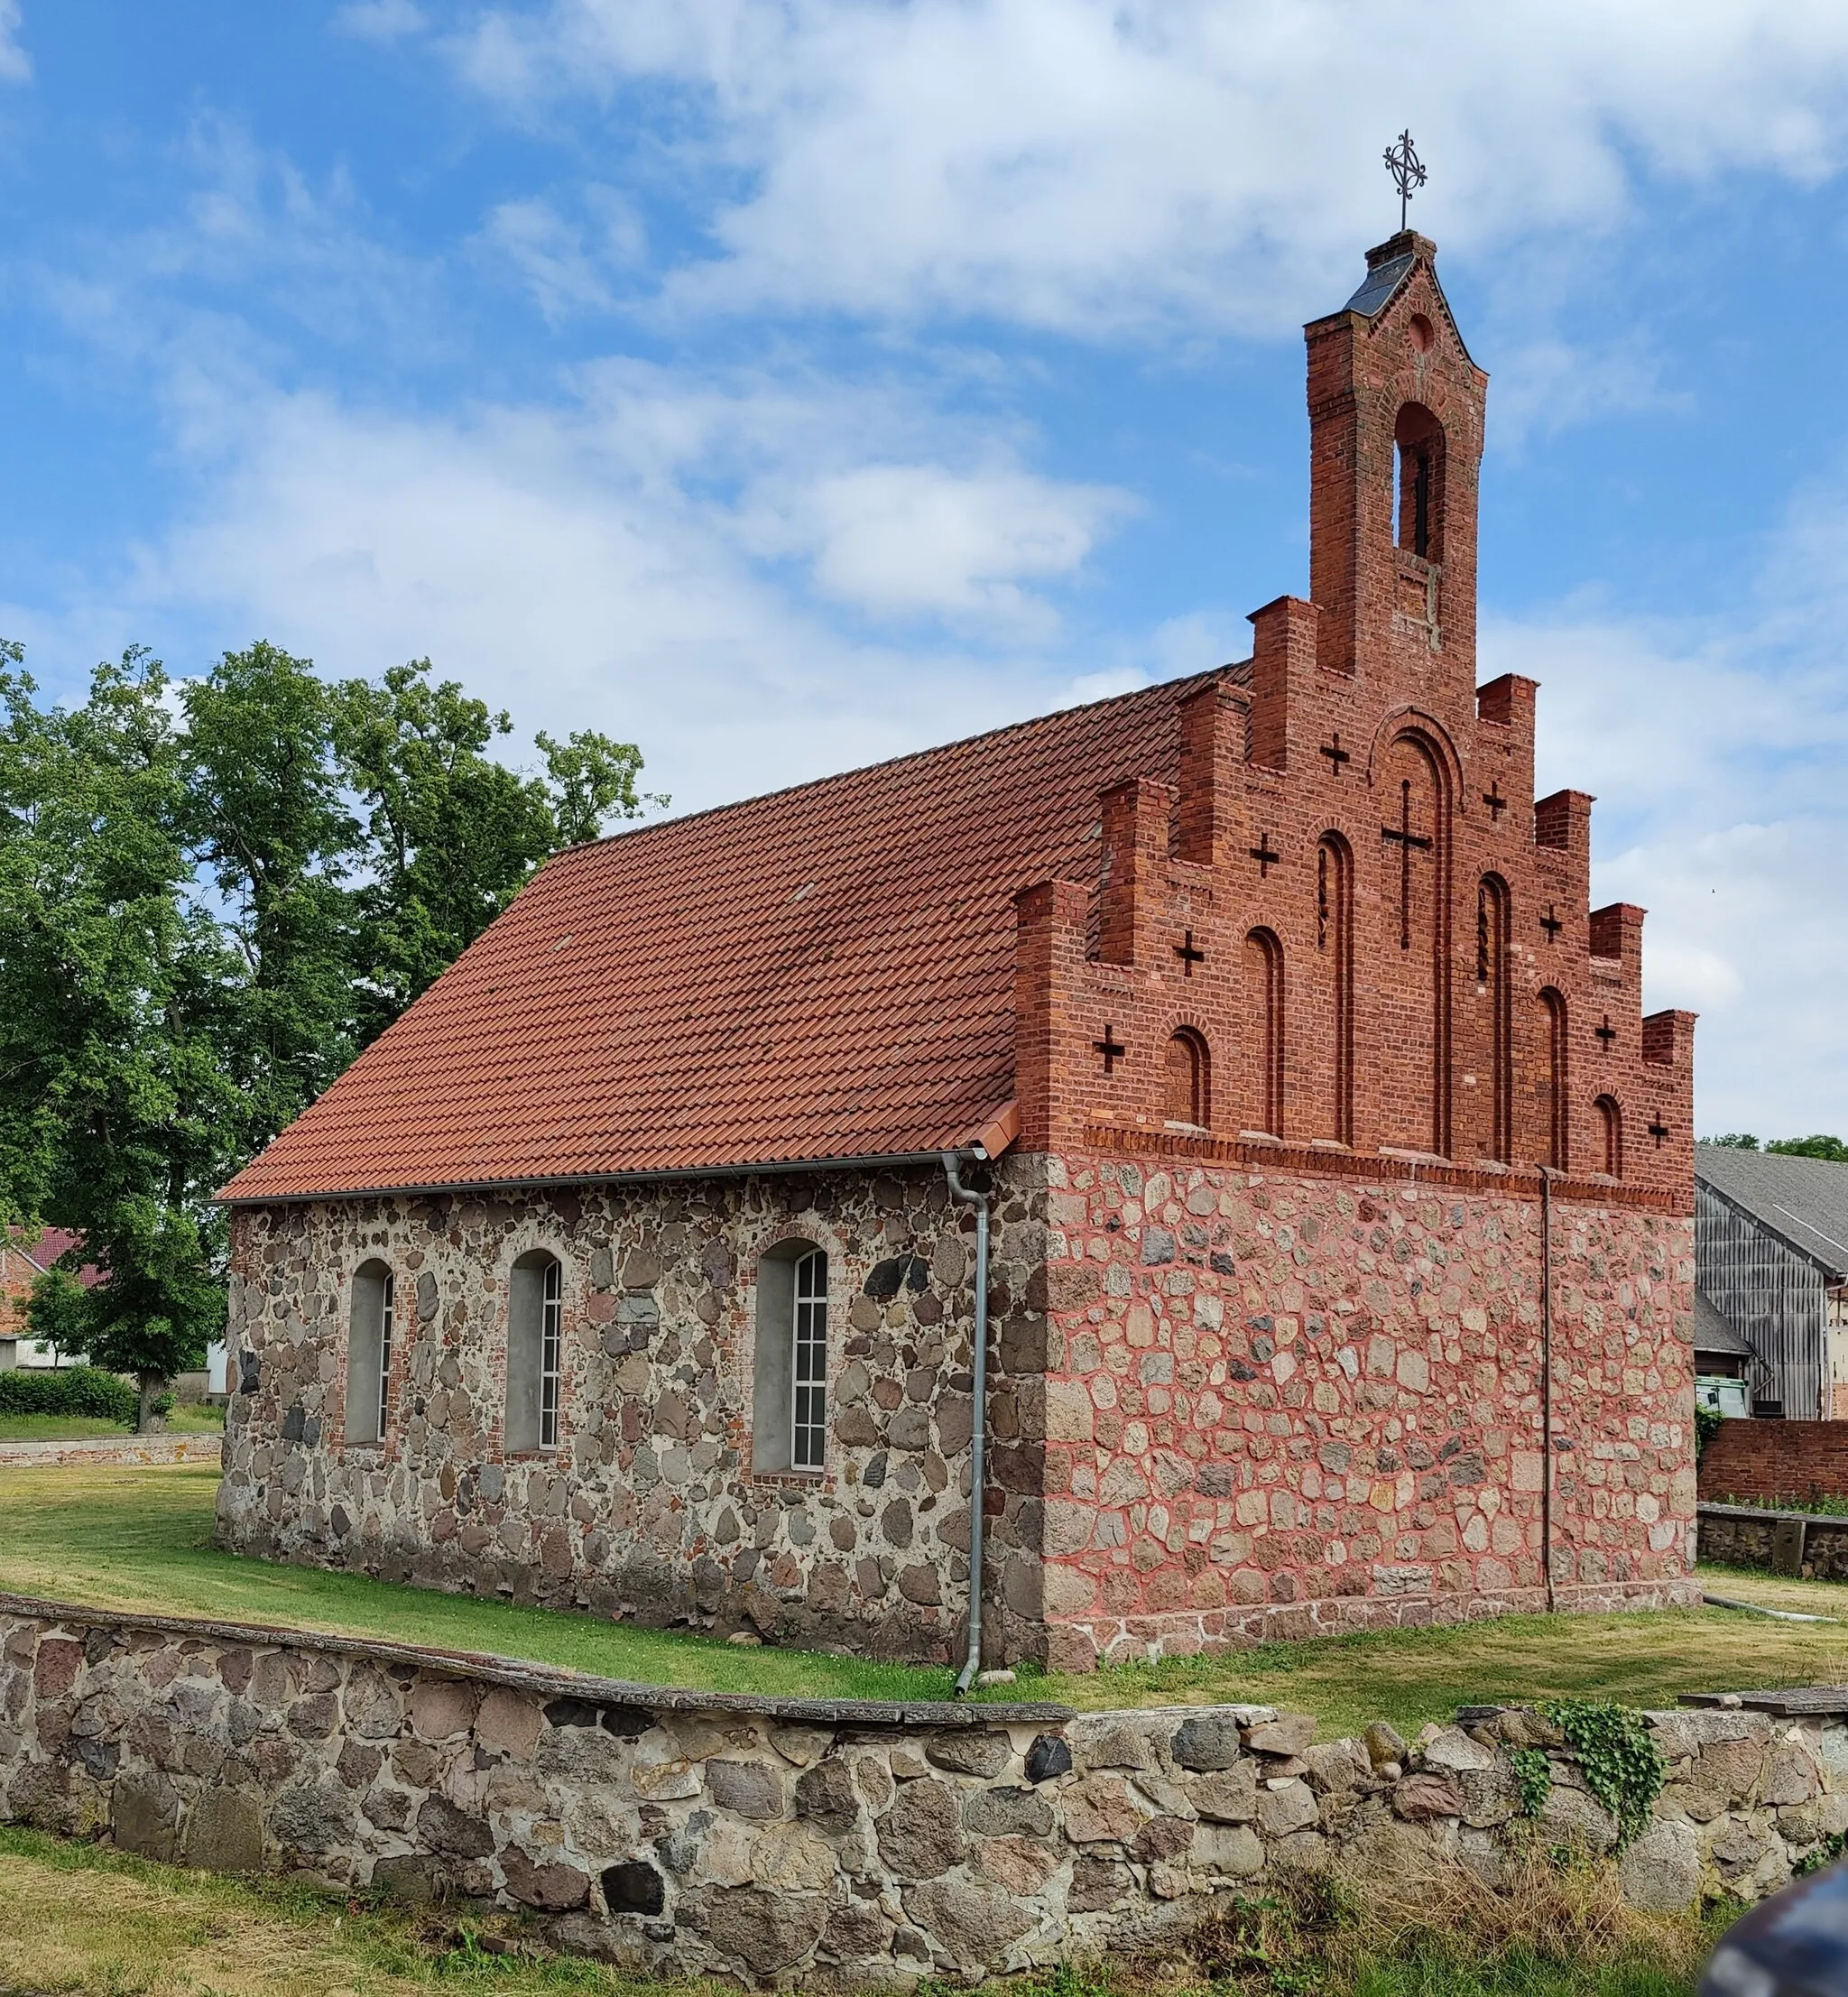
1768,1134,1848,1162
1705,1133,1761,1150
24,1263,88,1362
0,649,242,1427
0,640,657,1425
180,642,357,1143
332,660,655,1044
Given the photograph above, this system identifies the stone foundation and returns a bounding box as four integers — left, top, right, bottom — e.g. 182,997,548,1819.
1,1595,1839,1984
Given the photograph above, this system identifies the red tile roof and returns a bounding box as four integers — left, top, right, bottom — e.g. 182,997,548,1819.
219,671,1218,1201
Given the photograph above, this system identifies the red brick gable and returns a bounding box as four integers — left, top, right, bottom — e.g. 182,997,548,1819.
223,230,1696,1212
218,675,1215,1199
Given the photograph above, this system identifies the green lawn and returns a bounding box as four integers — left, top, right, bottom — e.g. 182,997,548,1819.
3,1463,1846,1734
0,1401,225,1442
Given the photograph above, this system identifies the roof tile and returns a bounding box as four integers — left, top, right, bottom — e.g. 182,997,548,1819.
219,671,1215,1200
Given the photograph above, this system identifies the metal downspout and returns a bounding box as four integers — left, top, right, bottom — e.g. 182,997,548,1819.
942,1150,991,1697
1540,1167,1557,1613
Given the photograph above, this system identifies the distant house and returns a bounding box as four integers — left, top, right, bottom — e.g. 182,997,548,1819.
1695,1144,1848,1419
0,1227,96,1371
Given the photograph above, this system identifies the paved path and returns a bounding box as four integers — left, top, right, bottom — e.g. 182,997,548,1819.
0,1433,222,1467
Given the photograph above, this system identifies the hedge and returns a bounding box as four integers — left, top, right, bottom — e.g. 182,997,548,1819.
0,1364,138,1425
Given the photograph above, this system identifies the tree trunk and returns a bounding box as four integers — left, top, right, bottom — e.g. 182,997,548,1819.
135,1373,162,1434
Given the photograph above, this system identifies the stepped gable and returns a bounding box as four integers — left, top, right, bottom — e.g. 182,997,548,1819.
217,673,1215,1200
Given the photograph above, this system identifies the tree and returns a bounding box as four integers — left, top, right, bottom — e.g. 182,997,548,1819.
1767,1135,1848,1162
332,660,655,1045
0,639,659,1425
181,642,356,1145
0,649,243,1426
1706,1133,1761,1150
24,1263,88,1363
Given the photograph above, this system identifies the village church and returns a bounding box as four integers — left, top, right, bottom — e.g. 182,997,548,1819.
217,232,1700,1672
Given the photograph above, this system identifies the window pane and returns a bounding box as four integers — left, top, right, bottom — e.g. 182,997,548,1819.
540,1258,562,1448
378,1271,394,1438
791,1250,827,1468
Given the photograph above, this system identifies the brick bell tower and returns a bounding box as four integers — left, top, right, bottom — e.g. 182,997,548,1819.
1307,230,1486,698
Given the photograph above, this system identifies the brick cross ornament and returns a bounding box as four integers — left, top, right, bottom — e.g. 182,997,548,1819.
1381,778,1433,949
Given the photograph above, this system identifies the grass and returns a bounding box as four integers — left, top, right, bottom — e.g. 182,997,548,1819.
0,1825,699,1997
0,1823,1728,1997
4,1463,1848,1733
0,1401,225,1443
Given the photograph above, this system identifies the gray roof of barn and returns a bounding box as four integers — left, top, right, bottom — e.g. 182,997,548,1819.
1693,1290,1752,1357
1695,1143,1848,1281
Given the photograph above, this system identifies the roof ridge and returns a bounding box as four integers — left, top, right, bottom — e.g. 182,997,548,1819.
550,662,1242,863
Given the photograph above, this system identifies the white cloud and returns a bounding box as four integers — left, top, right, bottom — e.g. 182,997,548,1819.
331,0,427,43
1479,486,1848,1139
473,188,647,322
740,461,1130,633
0,1,29,84
445,0,1848,334
70,359,1133,818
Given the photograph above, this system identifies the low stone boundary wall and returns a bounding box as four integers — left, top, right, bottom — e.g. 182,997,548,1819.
2,1594,1843,1984
1700,1419,1848,1509
0,1434,222,1468
1699,1500,1848,1581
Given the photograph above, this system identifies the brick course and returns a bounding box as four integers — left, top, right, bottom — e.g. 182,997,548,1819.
1699,1419,1848,1508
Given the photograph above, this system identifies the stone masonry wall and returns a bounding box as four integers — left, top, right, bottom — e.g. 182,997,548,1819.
1028,1148,1698,1669
1,1595,1839,1986
1698,1502,1848,1584
217,1160,1049,1665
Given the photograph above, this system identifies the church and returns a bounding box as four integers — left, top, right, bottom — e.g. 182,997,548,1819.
216,232,1700,1673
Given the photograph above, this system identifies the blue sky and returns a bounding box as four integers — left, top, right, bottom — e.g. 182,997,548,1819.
1,3,1847,1139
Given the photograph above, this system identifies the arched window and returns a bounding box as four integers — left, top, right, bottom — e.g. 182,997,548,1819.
345,1260,394,1446
1595,1096,1623,1179
1538,989,1568,1171
1244,928,1284,1138
1478,874,1512,1163
753,1241,828,1474
1316,835,1354,1144
1165,1029,1210,1130
506,1251,563,1452
1393,402,1446,562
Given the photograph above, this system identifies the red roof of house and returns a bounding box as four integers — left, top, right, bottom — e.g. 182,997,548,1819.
7,1226,99,1286
220,670,1218,1202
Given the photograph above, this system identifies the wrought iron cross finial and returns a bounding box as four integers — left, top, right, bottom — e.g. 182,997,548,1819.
1384,129,1427,232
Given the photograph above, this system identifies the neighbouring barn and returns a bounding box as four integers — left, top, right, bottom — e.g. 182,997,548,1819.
1695,1143,1848,1420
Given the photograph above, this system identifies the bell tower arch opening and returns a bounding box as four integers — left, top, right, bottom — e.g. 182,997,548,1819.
1392,402,1446,563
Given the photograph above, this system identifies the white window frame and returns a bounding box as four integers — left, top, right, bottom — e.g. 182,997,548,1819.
753,1240,828,1475
790,1248,827,1470
376,1269,394,1439
506,1251,565,1453
540,1256,561,1450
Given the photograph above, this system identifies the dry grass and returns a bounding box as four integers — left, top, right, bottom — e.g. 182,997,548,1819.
1178,1841,1718,1996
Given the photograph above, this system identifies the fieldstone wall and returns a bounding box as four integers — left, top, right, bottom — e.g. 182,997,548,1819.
1,1595,1840,1985
1030,1151,1700,1668
0,1434,221,1468
217,1160,1051,1663
1699,1502,1848,1582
